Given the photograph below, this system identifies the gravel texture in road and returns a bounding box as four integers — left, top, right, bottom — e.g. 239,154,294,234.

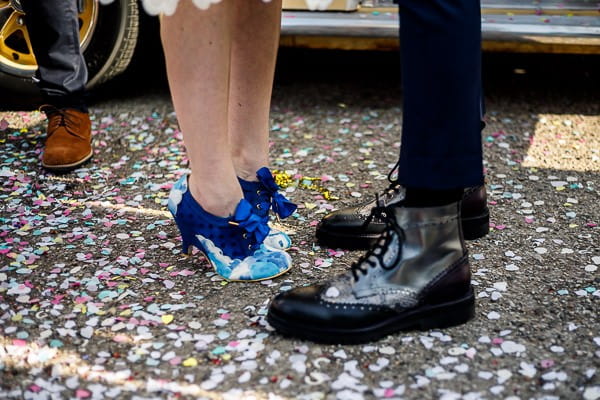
1,51,599,400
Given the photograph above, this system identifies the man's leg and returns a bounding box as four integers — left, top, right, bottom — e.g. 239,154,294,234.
267,0,484,343
397,0,483,190
22,0,88,111
315,0,488,249
22,0,92,172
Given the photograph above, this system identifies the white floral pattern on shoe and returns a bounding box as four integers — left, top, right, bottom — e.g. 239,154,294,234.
169,175,293,282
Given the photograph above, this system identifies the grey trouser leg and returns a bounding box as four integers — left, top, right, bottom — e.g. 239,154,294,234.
22,0,88,111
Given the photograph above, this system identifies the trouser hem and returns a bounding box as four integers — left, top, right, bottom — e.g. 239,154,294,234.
397,155,484,190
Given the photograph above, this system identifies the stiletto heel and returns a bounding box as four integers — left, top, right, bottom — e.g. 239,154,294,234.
239,167,297,250
181,239,193,255
168,175,292,281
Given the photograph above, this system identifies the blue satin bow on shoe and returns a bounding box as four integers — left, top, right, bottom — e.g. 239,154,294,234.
239,167,297,250
231,200,270,244
255,167,297,218
168,175,292,282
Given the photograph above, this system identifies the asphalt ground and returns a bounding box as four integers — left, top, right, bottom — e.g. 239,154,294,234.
1,49,599,400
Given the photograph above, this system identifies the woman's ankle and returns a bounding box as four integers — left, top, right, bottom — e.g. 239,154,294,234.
233,156,268,182
188,176,243,217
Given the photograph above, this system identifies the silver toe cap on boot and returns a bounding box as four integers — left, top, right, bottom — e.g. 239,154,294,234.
267,201,474,343
337,202,466,302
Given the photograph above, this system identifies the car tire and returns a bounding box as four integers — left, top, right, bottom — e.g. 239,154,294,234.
0,0,139,109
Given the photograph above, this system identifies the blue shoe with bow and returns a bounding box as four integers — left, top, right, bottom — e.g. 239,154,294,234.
239,167,297,250
168,175,292,281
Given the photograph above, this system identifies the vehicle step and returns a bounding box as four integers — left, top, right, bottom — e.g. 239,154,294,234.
284,0,600,14
481,0,598,13
280,4,600,54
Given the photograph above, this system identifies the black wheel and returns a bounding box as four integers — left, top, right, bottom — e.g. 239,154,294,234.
0,0,139,109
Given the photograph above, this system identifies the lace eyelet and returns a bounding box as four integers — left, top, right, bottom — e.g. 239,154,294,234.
256,204,262,210
242,233,248,239
256,190,261,195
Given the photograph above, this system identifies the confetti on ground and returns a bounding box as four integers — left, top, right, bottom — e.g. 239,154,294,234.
0,51,598,399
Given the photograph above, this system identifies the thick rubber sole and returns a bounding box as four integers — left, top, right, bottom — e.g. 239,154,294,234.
42,149,93,174
316,208,490,250
267,287,475,344
462,207,490,240
315,228,381,250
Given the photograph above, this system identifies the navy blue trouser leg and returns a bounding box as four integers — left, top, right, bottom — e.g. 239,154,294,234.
396,0,484,189
22,0,88,111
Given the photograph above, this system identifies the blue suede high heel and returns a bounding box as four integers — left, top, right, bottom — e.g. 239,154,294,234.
239,167,297,250
168,175,292,281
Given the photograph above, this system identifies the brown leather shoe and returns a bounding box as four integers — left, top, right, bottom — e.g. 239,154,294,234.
41,106,92,172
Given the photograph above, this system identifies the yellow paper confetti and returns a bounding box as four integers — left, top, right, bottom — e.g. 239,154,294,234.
182,357,198,367
273,170,337,201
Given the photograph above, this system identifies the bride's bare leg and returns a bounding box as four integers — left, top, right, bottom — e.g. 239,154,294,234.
228,0,282,181
160,1,242,217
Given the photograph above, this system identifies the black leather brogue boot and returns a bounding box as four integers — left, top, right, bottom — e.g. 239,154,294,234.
316,185,489,249
268,201,475,344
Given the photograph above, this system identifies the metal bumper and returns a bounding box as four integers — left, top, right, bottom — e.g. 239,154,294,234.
280,6,600,54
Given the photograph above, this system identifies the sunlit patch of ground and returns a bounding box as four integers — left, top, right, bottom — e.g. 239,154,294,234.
0,111,46,131
523,114,600,172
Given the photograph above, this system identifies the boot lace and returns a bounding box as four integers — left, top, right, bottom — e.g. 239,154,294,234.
357,160,403,223
351,195,406,281
381,160,402,201
39,105,86,140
